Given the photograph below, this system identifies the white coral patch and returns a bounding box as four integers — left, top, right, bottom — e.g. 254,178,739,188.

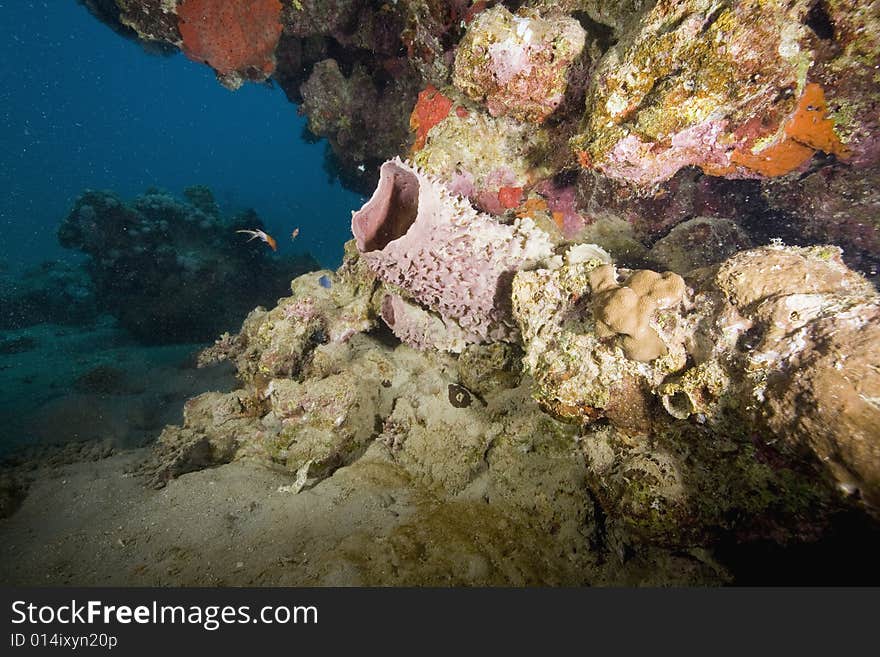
777,23,802,59
606,91,628,117
488,40,533,84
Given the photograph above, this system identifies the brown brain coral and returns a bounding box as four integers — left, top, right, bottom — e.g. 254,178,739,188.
588,265,687,362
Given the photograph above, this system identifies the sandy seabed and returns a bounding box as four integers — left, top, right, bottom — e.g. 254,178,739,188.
1,441,610,586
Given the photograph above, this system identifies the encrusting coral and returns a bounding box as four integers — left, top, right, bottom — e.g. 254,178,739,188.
725,83,850,177
409,84,454,152
410,101,557,215
570,0,876,186
453,4,590,124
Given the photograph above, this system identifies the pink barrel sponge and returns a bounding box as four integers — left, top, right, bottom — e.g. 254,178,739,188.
380,293,481,353
352,158,554,345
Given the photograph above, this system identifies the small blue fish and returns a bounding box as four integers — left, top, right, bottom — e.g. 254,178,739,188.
319,275,332,289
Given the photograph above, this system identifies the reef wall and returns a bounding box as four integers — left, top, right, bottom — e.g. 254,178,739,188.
76,0,880,584
82,0,880,276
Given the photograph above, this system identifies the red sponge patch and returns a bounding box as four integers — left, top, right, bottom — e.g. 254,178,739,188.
178,0,283,78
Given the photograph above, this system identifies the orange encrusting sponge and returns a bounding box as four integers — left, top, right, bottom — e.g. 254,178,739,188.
410,85,454,152
728,83,850,177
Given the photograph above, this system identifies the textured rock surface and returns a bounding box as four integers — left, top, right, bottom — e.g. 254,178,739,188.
115,0,181,45
571,0,876,185
300,59,419,176
705,246,880,510
514,244,880,545
453,5,590,123
512,255,687,428
177,0,283,88
411,103,559,214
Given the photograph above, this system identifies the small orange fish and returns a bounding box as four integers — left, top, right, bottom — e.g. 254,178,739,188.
290,227,300,241
236,228,277,251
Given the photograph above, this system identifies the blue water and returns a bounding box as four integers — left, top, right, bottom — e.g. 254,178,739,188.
0,1,365,450
0,0,363,273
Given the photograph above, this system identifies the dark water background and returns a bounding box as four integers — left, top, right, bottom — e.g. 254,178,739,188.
0,0,362,273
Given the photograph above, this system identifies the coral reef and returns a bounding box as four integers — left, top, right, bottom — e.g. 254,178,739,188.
410,84,454,152
136,253,608,581
112,0,182,46
300,59,419,180
411,102,558,214
138,242,879,582
76,0,880,584
513,244,880,539
79,1,879,280
77,0,177,55
512,254,686,429
571,0,878,186
57,186,318,343
282,0,360,39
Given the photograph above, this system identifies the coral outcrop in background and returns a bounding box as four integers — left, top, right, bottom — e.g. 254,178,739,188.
1,261,97,330
58,186,318,343
59,0,880,584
